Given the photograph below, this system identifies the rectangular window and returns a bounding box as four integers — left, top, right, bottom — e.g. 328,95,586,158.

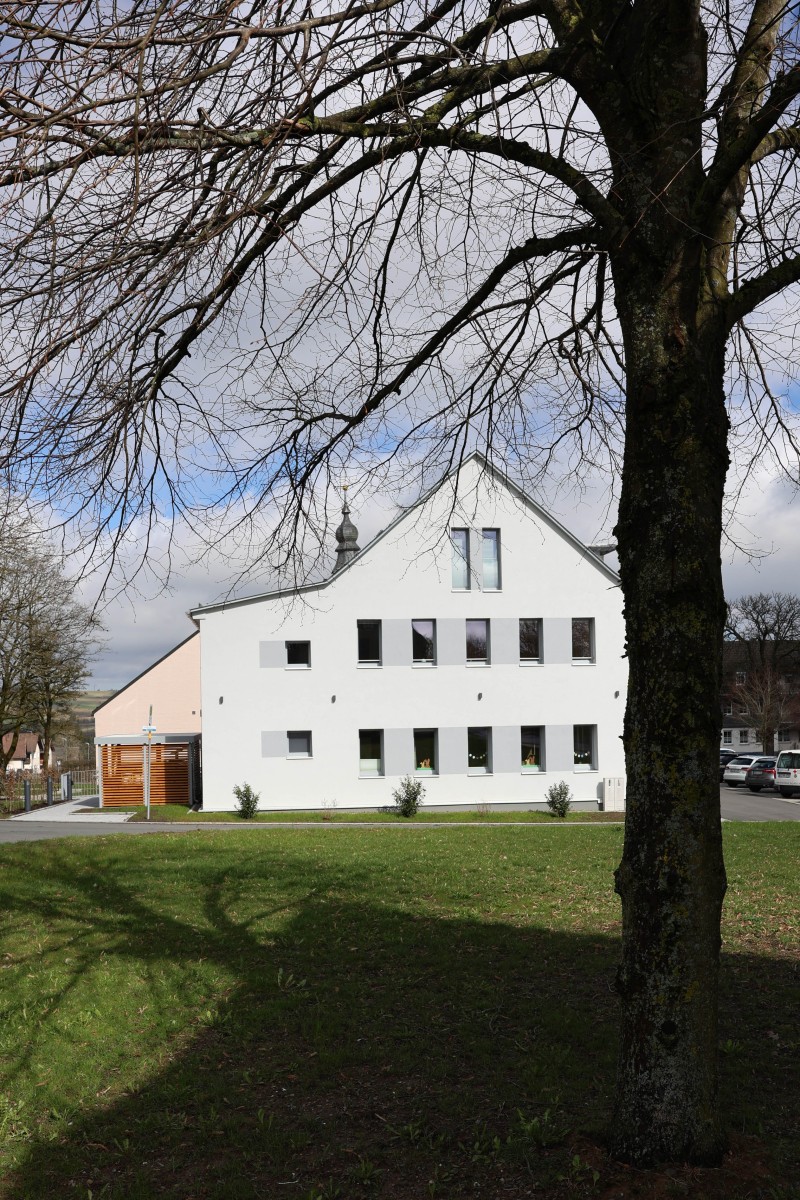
736,671,747,685
722,730,732,745
778,728,791,743
451,528,470,589
573,724,596,771
482,529,501,589
466,618,490,663
287,730,312,757
412,619,436,664
359,729,383,776
468,727,492,774
723,700,733,716
286,640,311,668
521,726,543,771
739,729,749,744
357,620,382,665
571,618,595,661
414,729,437,774
519,618,542,662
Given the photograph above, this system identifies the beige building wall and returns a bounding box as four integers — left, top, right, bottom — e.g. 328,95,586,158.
94,632,201,737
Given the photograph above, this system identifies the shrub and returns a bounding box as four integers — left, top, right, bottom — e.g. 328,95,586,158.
545,780,572,818
392,775,425,818
233,782,260,819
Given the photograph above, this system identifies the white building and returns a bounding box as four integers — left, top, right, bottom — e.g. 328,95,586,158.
191,454,627,811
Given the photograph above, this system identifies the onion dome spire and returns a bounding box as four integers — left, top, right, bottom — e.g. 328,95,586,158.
334,485,360,573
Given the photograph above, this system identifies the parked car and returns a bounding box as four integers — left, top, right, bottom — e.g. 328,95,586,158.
744,757,777,793
719,748,739,780
722,754,760,787
775,750,800,798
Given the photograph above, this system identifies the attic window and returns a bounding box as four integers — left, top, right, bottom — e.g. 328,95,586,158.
451,528,470,589
482,529,501,589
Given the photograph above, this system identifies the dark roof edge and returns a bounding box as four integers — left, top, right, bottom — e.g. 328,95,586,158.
91,630,199,715
189,450,619,617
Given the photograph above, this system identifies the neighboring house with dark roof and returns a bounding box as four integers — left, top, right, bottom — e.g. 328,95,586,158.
720,641,800,753
1,732,52,773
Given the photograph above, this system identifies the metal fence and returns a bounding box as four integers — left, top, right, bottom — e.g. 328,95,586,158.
0,769,99,814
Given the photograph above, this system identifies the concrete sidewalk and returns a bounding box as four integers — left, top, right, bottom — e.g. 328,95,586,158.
10,797,133,823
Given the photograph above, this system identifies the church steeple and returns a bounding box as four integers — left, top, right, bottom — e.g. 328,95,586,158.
333,486,360,573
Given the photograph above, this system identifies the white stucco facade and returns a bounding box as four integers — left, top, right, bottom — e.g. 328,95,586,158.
192,455,628,810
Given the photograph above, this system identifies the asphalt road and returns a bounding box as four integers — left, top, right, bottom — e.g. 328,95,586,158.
0,785,797,843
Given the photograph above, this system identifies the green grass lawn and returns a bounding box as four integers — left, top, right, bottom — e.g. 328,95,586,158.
117,804,624,823
0,825,797,1199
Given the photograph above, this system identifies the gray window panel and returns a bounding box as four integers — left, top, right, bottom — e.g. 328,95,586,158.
544,724,575,772
491,725,521,774
382,619,413,667
384,727,413,775
436,619,467,666
438,726,468,774
261,730,286,757
259,641,286,668
541,618,573,664
488,618,519,666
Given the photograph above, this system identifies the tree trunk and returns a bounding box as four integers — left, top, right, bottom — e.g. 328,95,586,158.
609,280,729,1166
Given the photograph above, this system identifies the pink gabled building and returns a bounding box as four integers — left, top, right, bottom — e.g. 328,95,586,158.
93,631,202,807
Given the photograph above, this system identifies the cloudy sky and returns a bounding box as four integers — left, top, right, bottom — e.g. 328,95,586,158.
86,461,800,693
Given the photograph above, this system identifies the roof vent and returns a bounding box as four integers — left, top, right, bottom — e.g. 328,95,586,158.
333,487,361,573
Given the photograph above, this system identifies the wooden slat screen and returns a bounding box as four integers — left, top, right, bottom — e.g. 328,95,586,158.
101,743,190,807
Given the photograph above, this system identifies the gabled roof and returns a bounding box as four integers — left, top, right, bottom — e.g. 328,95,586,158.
92,630,199,715
189,450,619,618
2,731,42,760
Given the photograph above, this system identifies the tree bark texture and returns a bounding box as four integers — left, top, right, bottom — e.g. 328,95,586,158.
609,266,729,1165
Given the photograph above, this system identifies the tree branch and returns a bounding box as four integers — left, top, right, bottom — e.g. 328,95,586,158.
726,253,800,328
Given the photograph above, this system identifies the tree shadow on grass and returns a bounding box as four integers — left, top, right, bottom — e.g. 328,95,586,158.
0,838,797,1199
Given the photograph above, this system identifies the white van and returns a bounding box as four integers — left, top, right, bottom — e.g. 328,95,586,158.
775,751,800,798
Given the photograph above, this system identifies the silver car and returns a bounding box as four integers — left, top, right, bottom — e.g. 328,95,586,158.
722,754,759,787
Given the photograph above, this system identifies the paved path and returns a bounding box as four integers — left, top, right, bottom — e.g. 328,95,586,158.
10,797,130,823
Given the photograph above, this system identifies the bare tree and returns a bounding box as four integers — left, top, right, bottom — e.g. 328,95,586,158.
2,0,800,1166
27,595,100,774
726,592,800,751
0,529,99,772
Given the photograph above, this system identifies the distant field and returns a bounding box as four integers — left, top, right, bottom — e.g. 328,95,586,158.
72,689,114,720
0,824,796,1199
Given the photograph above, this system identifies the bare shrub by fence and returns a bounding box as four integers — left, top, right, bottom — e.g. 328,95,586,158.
0,769,99,814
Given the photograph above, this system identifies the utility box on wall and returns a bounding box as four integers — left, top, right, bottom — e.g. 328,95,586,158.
603,776,626,811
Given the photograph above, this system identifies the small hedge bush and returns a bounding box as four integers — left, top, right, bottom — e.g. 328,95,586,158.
392,775,425,818
233,782,260,819
545,780,572,818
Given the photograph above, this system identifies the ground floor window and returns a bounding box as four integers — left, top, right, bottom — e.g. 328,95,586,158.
739,729,749,745
778,729,791,743
521,726,543,770
359,729,383,775
573,724,596,771
287,731,312,757
414,729,437,774
468,727,492,774
722,730,732,745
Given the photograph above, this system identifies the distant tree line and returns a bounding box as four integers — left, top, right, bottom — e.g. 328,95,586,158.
0,522,100,773
724,593,800,754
